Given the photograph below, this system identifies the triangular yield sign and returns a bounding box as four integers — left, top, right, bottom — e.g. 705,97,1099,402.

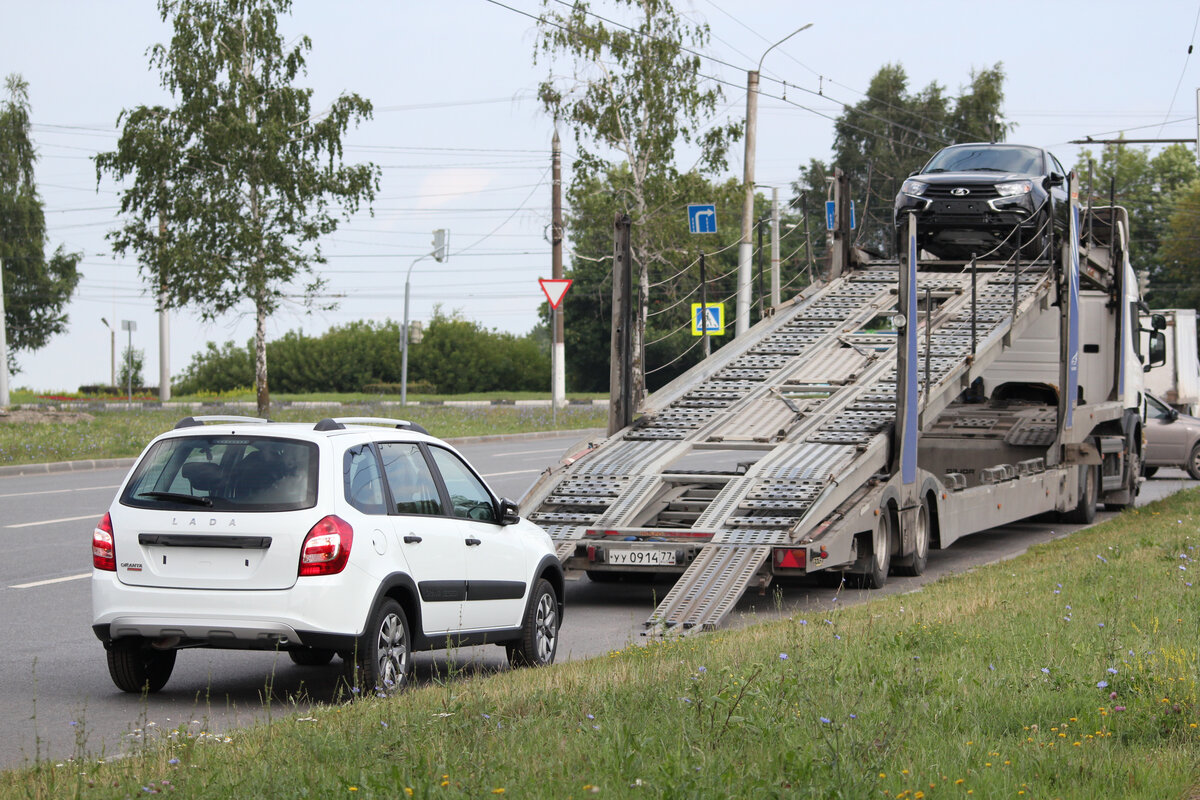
539,278,573,310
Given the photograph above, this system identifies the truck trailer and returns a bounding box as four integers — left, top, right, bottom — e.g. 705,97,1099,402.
522,179,1152,634
1141,308,1200,415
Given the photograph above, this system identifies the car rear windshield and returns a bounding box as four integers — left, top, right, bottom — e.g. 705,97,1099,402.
924,145,1043,175
121,435,319,512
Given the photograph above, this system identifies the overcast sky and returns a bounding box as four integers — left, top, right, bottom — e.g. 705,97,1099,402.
3,0,1197,393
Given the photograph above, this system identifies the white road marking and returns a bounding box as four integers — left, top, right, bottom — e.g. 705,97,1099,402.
6,513,101,529
0,484,119,499
491,447,570,457
10,573,90,589
480,468,542,478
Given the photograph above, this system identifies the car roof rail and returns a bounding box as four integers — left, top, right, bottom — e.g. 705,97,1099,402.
313,417,429,435
174,415,271,429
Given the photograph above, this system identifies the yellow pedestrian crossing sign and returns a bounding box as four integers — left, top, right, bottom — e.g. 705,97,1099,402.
691,302,725,336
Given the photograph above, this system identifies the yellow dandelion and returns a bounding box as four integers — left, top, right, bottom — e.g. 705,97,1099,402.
902,769,910,775
955,779,965,785
405,790,414,797
492,790,506,795
879,773,887,779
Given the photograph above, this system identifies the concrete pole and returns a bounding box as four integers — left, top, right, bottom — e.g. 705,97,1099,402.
770,187,781,308
735,69,759,338
551,130,566,410
0,262,9,408
158,214,170,401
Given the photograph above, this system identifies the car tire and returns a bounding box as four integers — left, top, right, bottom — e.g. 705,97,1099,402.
1141,466,1158,479
507,579,559,668
107,638,176,693
288,647,335,667
343,599,411,695
1187,443,1200,481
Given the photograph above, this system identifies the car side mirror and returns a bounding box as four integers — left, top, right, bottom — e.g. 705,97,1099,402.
1047,172,1065,187
498,497,521,525
1170,408,1181,421
1152,313,1167,331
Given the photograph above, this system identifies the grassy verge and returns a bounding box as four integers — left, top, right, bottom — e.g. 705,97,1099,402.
0,403,607,466
5,494,1198,799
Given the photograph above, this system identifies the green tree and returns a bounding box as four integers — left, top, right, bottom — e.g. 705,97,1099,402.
1072,141,1198,306
117,345,145,392
793,63,1010,255
535,0,742,405
1154,176,1200,310
96,0,379,416
0,74,81,374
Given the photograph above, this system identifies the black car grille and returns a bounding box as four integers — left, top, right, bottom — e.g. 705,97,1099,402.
924,184,1001,200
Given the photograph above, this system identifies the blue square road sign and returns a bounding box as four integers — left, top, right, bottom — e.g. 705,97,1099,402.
688,204,717,234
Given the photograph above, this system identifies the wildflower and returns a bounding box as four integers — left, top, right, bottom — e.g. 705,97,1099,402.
1097,681,1108,689
799,619,808,625
167,758,179,765
586,713,595,720
1041,667,1050,675
989,664,995,671
1107,667,1118,674
779,653,789,661
819,716,831,724
697,666,706,674
492,790,506,795
1097,555,1108,563
1114,706,1126,712
1098,622,1105,627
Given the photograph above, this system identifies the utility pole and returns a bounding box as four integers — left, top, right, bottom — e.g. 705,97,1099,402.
551,130,565,412
158,211,170,402
609,214,633,435
101,318,116,388
737,23,812,337
770,188,781,308
0,260,8,408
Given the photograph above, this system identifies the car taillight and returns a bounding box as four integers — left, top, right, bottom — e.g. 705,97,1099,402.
298,515,353,576
93,513,116,571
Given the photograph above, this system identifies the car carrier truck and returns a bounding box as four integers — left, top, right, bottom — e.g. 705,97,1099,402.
521,176,1153,634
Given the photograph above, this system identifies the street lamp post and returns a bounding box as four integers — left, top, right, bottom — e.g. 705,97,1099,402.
736,23,812,337
101,318,116,389
401,229,448,406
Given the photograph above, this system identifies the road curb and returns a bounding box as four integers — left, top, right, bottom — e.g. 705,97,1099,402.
0,429,605,479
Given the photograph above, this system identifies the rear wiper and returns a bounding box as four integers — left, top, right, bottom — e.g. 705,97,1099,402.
138,491,214,507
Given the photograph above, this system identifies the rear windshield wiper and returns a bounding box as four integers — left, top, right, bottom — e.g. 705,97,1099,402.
138,491,214,507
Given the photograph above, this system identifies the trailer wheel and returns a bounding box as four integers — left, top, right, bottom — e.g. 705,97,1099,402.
848,508,892,589
892,498,930,577
1064,464,1098,524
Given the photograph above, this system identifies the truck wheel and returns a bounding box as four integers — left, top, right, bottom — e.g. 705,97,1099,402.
892,498,930,577
848,510,892,589
107,638,176,693
1064,464,1098,524
1141,466,1158,479
343,599,411,695
507,579,559,668
288,647,335,666
1188,443,1200,481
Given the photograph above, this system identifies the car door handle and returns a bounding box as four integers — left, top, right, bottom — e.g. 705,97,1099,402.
465,538,482,547
403,535,422,544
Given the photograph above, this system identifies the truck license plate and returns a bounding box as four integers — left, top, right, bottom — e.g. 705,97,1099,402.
607,548,676,566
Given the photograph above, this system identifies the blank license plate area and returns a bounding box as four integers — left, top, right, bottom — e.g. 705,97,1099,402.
607,547,676,566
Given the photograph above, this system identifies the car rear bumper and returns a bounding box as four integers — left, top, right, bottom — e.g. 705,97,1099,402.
91,569,372,648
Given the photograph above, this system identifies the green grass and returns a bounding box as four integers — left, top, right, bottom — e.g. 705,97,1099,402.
4,493,1198,799
0,403,608,466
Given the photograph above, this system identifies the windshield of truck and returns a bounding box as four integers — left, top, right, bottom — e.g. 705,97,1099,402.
121,435,319,511
924,145,1044,175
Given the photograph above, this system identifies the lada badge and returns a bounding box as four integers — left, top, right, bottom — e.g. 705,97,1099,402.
950,188,970,196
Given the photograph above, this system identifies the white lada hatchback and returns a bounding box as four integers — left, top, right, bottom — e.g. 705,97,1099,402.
91,416,563,693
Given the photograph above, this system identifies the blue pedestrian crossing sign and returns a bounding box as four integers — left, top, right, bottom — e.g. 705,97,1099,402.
691,302,725,335
687,204,718,234
824,200,856,230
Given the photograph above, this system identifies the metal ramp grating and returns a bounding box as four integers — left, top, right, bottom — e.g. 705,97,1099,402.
576,439,676,476
647,544,772,632
691,475,758,530
761,442,856,481
591,474,665,528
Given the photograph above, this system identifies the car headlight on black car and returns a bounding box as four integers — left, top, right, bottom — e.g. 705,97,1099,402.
899,179,928,197
995,180,1033,197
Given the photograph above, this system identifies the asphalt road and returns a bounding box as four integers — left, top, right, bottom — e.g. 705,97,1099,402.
0,431,1194,769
